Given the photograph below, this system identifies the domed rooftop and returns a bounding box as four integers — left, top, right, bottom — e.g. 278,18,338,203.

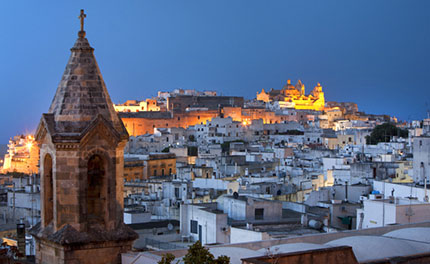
326,235,430,262
210,247,261,264
383,227,430,243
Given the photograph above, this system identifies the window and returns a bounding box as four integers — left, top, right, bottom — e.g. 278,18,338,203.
154,169,157,176
175,187,179,198
255,208,264,220
190,220,198,234
43,154,53,226
87,155,105,223
420,140,422,146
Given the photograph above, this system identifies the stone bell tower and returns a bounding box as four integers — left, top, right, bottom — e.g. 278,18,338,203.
30,10,137,264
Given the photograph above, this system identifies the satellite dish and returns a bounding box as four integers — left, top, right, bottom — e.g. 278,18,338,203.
167,223,174,231
233,192,239,199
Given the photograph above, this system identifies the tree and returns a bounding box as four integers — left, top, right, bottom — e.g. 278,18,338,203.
161,147,170,153
157,253,176,264
159,241,230,264
183,241,229,264
366,122,408,145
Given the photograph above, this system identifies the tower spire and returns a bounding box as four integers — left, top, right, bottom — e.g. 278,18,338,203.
31,9,137,263
78,9,87,38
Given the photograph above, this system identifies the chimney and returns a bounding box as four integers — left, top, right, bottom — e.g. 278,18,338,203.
17,219,25,258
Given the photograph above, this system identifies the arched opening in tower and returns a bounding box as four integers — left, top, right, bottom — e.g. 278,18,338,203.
87,154,105,223
43,154,53,226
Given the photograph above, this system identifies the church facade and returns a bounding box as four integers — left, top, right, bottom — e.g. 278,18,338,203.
256,79,325,111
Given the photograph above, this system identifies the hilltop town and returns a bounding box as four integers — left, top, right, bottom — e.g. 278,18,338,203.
2,76,430,263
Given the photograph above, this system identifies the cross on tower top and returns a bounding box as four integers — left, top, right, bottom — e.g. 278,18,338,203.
78,9,87,37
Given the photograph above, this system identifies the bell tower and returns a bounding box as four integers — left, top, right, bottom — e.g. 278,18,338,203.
30,10,137,264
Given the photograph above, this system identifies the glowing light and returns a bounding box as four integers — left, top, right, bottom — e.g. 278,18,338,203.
26,142,33,151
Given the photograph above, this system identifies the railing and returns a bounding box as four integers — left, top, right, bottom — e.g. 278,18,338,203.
144,238,187,251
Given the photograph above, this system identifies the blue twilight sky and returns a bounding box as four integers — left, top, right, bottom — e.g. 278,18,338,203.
0,0,429,143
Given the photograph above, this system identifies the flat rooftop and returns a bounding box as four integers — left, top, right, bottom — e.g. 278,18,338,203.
124,221,430,264
367,198,427,206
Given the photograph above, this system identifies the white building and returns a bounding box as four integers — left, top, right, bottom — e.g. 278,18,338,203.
357,197,430,229
217,195,282,222
123,210,152,224
162,180,191,203
413,136,430,183
180,203,229,245
5,180,40,225
373,180,430,202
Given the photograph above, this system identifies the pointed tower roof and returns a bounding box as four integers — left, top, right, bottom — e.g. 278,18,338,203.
43,10,127,140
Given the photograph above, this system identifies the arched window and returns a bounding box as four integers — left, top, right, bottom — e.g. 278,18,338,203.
87,155,105,223
43,154,53,226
